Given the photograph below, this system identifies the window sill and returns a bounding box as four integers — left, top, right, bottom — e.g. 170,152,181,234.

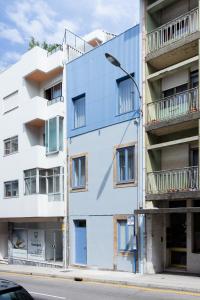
70,186,88,193
72,125,86,131
4,151,19,157
114,181,137,188
4,196,19,199
118,250,135,256
115,110,134,117
46,150,59,156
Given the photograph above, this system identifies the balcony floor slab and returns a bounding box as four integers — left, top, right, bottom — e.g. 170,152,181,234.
146,190,200,201
146,31,200,70
145,111,200,136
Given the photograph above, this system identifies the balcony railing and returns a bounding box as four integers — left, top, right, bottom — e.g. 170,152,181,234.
147,166,199,194
147,87,199,123
47,96,64,106
147,8,199,53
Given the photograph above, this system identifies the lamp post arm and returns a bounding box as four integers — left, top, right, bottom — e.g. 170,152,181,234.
119,66,142,101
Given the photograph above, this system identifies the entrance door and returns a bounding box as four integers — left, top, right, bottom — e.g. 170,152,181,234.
74,220,87,265
45,230,63,262
167,213,187,268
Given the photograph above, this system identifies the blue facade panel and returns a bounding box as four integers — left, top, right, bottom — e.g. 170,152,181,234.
67,25,140,137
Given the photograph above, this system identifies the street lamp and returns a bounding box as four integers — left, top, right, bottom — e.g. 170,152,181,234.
105,53,142,103
105,52,143,274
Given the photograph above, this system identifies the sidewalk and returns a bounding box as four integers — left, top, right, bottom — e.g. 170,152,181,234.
0,264,200,294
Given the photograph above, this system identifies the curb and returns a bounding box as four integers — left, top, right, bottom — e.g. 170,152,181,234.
0,269,200,295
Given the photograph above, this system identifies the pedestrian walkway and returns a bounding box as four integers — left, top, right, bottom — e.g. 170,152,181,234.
0,264,199,294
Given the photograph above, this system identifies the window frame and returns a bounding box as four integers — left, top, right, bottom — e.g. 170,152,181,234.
4,180,19,198
117,73,135,116
24,167,64,200
113,215,136,256
73,94,86,129
44,82,62,101
114,142,136,188
70,153,88,192
45,116,63,154
4,135,18,156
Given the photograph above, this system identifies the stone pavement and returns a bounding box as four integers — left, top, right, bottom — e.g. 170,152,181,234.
0,264,199,293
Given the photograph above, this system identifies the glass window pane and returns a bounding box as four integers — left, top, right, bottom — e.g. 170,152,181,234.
74,96,86,128
30,169,36,176
5,183,11,197
31,178,36,194
59,117,63,151
25,178,31,195
127,225,134,251
49,117,57,152
12,181,18,197
4,140,11,155
73,158,79,187
80,157,86,186
39,177,46,194
118,221,126,251
53,83,62,98
127,147,134,180
48,176,53,193
118,78,134,114
118,149,126,182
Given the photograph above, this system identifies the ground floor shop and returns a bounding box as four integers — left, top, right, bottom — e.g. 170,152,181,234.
69,215,137,272
137,200,200,274
0,218,64,266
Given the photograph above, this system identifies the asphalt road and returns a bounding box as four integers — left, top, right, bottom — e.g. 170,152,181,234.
0,272,200,300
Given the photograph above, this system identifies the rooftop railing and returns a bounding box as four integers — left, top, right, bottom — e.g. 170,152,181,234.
147,8,199,53
147,87,198,124
147,166,199,194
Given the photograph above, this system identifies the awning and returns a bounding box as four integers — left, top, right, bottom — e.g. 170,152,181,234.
135,207,200,215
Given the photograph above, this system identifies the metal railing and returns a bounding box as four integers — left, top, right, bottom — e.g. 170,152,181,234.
47,96,64,106
147,8,199,53
147,166,199,194
147,87,198,123
63,28,93,54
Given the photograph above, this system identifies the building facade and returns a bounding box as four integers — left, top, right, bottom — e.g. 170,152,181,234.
0,46,66,266
139,0,200,274
66,25,141,272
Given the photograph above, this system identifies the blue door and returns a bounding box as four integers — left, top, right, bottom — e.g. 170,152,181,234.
75,220,87,265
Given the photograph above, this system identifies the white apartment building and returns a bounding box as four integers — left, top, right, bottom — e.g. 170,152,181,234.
0,45,66,267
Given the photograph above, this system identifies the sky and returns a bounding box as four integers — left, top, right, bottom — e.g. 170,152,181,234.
0,0,139,71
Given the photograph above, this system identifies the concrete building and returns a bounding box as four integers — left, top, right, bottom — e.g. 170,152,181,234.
66,25,140,272
138,0,200,274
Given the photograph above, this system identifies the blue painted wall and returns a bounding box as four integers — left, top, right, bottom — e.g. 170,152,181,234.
67,25,140,137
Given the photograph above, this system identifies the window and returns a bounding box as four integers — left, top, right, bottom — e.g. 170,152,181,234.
190,70,199,88
4,180,18,197
71,155,86,189
4,136,18,155
193,213,200,253
24,169,36,195
118,220,134,252
116,146,135,184
118,77,134,114
47,167,64,201
73,94,86,128
45,82,62,104
24,167,64,200
45,116,63,154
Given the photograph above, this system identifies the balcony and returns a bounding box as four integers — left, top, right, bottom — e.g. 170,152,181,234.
147,87,198,122
146,87,200,133
147,8,199,53
147,166,199,200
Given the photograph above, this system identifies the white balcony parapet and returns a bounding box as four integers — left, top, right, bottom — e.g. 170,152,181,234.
147,8,199,53
147,87,199,123
147,166,199,194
